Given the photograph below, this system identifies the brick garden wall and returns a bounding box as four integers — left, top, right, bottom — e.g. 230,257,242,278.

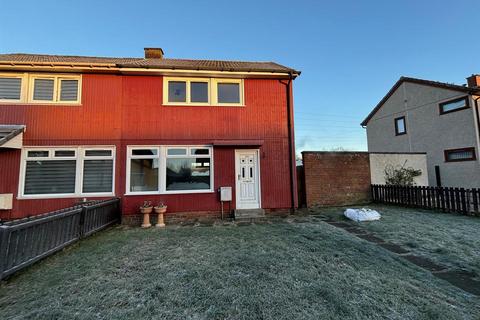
302,152,371,207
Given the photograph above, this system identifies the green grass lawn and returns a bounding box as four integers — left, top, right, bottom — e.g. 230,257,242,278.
315,204,480,277
0,215,479,319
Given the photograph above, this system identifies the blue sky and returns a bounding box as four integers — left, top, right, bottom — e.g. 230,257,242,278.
1,0,479,152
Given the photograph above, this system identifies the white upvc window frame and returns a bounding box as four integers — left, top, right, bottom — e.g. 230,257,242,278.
28,74,82,104
18,146,115,199
0,73,29,103
125,145,214,196
163,77,211,106
126,146,161,195
212,78,244,106
163,77,244,107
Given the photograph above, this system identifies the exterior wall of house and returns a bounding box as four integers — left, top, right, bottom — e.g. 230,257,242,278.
0,73,296,220
369,152,429,186
366,82,480,188
302,152,371,207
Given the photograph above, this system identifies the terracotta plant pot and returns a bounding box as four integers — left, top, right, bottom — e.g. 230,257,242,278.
154,206,167,228
140,206,153,228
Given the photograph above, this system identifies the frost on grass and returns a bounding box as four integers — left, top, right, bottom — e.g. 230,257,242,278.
0,219,479,320
315,204,480,276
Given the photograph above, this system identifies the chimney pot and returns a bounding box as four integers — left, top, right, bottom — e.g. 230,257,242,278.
144,48,164,59
466,74,480,88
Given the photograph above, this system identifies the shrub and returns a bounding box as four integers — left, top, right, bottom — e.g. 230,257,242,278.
384,161,422,186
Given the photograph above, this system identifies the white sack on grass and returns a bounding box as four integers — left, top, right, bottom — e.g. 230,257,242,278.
344,208,381,222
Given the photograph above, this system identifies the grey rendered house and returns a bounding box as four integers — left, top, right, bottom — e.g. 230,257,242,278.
362,75,480,188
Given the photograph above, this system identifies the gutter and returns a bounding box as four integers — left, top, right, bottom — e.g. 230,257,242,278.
0,62,300,79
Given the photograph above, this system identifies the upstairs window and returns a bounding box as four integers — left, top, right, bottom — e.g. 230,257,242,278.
164,78,210,105
163,77,243,106
168,81,187,102
444,147,476,162
394,116,406,135
0,75,23,101
30,75,81,103
59,79,79,101
0,73,82,104
213,79,243,105
33,78,55,101
439,97,469,115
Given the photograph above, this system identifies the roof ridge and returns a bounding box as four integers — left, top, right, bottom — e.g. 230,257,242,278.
400,76,468,89
1,53,282,65
2,52,140,60
360,76,480,126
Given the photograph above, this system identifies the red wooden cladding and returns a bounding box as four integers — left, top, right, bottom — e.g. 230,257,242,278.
0,73,295,219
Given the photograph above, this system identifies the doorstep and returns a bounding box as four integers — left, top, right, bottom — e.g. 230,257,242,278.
234,208,265,221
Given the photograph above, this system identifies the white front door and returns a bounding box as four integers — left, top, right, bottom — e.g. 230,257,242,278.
235,149,261,209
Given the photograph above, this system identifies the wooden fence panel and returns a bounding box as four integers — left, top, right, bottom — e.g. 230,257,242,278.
371,185,480,216
0,198,120,280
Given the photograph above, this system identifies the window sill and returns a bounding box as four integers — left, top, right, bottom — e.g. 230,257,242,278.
17,193,115,200
439,106,470,115
444,159,476,163
125,190,214,196
0,102,82,106
162,103,245,107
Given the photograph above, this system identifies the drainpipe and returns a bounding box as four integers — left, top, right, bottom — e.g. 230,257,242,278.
474,96,480,158
280,73,297,212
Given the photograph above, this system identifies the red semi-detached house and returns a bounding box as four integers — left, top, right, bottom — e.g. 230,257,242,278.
0,48,300,223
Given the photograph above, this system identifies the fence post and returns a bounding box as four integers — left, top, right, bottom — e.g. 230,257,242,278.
79,206,87,239
473,188,479,214
460,188,466,214
0,226,10,280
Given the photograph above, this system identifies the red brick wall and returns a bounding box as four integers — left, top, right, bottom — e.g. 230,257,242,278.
302,152,371,207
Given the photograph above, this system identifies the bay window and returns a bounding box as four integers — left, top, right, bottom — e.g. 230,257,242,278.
20,147,115,198
126,146,213,194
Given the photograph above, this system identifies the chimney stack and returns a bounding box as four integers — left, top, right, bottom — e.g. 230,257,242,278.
144,48,164,59
466,74,480,88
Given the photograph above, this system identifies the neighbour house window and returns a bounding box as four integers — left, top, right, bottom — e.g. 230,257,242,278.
439,97,469,115
163,77,243,106
0,75,24,101
0,73,81,104
20,147,115,197
30,75,81,103
444,147,476,162
126,146,213,194
82,149,114,193
394,116,406,135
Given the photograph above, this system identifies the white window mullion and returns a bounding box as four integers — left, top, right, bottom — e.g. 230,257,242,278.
186,80,191,104
159,146,166,193
76,147,84,195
